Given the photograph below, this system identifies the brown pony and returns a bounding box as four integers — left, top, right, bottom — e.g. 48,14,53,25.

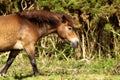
0,10,79,76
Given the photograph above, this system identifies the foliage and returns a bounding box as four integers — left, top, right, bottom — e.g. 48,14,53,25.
0,0,120,59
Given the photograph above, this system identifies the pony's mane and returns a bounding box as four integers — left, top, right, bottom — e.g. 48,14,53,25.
17,10,61,27
17,10,73,27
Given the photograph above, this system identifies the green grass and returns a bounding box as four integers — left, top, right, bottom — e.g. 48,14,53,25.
0,74,120,80
0,52,120,80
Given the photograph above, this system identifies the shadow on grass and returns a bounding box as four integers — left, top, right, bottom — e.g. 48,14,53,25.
14,74,33,80
14,73,48,80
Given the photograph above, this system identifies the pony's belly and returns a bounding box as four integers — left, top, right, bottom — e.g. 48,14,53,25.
0,39,24,51
0,39,15,51
0,28,20,51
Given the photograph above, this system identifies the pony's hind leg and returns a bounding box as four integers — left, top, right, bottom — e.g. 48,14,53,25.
0,50,20,77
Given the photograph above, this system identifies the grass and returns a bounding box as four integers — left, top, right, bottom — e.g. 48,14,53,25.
0,52,120,80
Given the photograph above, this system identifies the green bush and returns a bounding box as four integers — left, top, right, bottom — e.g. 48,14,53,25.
0,0,120,59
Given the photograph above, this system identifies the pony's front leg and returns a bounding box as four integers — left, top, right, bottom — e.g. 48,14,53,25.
24,44,39,76
0,50,20,77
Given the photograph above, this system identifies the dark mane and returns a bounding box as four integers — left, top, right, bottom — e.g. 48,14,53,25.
17,10,61,27
17,10,73,27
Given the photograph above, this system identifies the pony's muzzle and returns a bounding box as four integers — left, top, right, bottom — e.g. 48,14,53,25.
70,38,79,48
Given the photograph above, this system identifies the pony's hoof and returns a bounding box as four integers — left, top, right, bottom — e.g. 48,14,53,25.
0,73,6,77
34,73,39,76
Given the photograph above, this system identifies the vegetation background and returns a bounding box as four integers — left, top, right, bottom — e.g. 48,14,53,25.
0,0,120,79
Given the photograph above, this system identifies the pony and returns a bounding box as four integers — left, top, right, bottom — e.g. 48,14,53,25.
0,10,79,76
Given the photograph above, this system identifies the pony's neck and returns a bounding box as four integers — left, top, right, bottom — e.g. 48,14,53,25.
37,24,57,37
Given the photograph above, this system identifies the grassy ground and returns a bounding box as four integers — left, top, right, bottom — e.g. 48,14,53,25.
0,52,120,80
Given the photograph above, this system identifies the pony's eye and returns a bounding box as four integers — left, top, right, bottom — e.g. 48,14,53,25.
68,27,72,30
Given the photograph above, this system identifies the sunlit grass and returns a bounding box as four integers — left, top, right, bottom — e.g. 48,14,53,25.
0,52,120,80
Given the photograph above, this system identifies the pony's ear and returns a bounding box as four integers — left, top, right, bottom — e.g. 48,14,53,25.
61,15,67,23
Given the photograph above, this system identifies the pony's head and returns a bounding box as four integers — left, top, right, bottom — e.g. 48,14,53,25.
57,14,79,48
